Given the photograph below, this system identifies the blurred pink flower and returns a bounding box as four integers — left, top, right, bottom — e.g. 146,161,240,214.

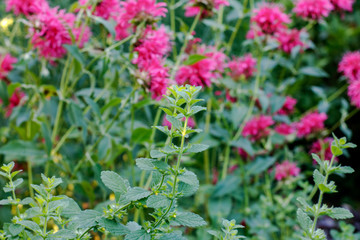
275,123,294,136
310,138,334,163
226,90,237,103
330,0,355,12
348,80,360,108
338,51,360,82
228,54,257,80
79,0,121,20
295,111,327,137
185,0,229,18
6,0,48,16
146,60,170,100
29,7,91,60
115,0,167,40
0,54,17,80
293,0,334,21
251,3,290,35
246,25,265,39
176,59,217,87
276,28,305,54
242,115,274,141
275,160,300,181
277,96,297,115
6,89,25,117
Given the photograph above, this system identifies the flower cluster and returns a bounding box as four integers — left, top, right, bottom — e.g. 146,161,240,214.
275,29,305,54
79,0,121,20
295,111,327,137
185,0,229,18
5,0,48,16
0,53,17,81
310,138,334,163
242,115,274,141
277,97,297,115
227,54,257,81
330,0,355,12
275,160,300,181
5,89,26,117
339,51,360,108
293,0,334,21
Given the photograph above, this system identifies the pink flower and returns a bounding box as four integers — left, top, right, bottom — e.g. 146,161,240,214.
226,90,237,103
251,3,291,35
348,80,360,108
146,60,170,100
277,96,297,115
338,51,360,82
295,112,327,137
246,25,265,39
275,160,300,181
185,0,229,18
115,0,167,40
29,7,91,60
133,26,171,68
80,0,121,20
6,89,25,117
330,0,355,12
5,0,49,16
242,115,274,141
0,54,17,80
275,123,294,136
176,59,217,87
162,116,196,128
228,54,257,80
309,138,334,163
293,0,334,21
276,29,305,54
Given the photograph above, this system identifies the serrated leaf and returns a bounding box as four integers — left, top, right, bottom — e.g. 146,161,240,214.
185,144,209,154
8,223,24,236
101,171,128,194
125,187,151,201
146,195,170,209
47,229,77,239
150,150,166,159
335,166,355,174
297,209,313,232
18,220,41,233
313,170,325,186
97,218,130,236
178,171,199,188
172,212,207,227
0,199,10,205
166,116,182,131
329,208,353,220
70,210,103,229
190,106,206,115
158,232,186,240
125,230,151,240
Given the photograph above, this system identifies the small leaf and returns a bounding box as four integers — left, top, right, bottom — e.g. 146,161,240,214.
97,218,130,236
297,209,313,232
18,220,41,233
91,16,116,37
146,195,170,209
299,66,328,78
166,116,182,131
64,45,85,66
183,54,207,66
101,171,128,194
48,229,77,239
125,230,151,240
185,144,209,154
171,212,207,227
125,187,151,201
329,208,353,220
150,150,166,159
313,170,325,186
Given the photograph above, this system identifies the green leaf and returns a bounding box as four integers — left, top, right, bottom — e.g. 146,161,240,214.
178,170,199,189
335,166,355,175
297,209,313,232
125,187,151,201
8,223,24,236
183,54,207,66
171,212,207,227
101,171,128,194
313,170,325,186
97,218,130,236
185,144,209,154
0,140,44,157
189,106,206,115
91,16,116,37
150,150,166,159
166,116,182,131
246,157,276,175
146,195,170,209
159,232,186,240
47,229,77,239
230,138,254,156
18,220,41,233
64,45,85,66
319,181,337,193
135,158,169,171
299,67,328,78
125,230,151,240
131,128,152,144
329,208,353,220
70,210,103,229
40,122,52,156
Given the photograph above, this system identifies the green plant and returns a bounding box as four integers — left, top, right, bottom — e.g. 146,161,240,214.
330,221,360,240
297,134,357,240
208,219,245,240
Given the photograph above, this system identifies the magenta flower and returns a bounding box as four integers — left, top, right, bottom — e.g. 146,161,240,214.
276,29,305,54
115,0,167,40
277,96,297,115
246,25,265,39
5,0,49,16
185,0,229,18
176,59,217,87
29,7,91,60
251,3,291,35
275,123,294,136
6,89,25,118
293,0,334,21
275,160,300,181
330,0,355,12
309,138,334,163
242,115,274,141
295,112,327,137
79,0,121,20
228,54,257,80
0,54,17,80
348,80,360,108
146,60,170,100
338,51,360,82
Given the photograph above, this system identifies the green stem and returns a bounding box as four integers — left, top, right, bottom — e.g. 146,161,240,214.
216,6,224,48
204,98,212,184
9,18,20,45
170,11,202,80
239,159,249,214
27,160,34,199
226,0,248,53
170,0,177,60
221,145,231,180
